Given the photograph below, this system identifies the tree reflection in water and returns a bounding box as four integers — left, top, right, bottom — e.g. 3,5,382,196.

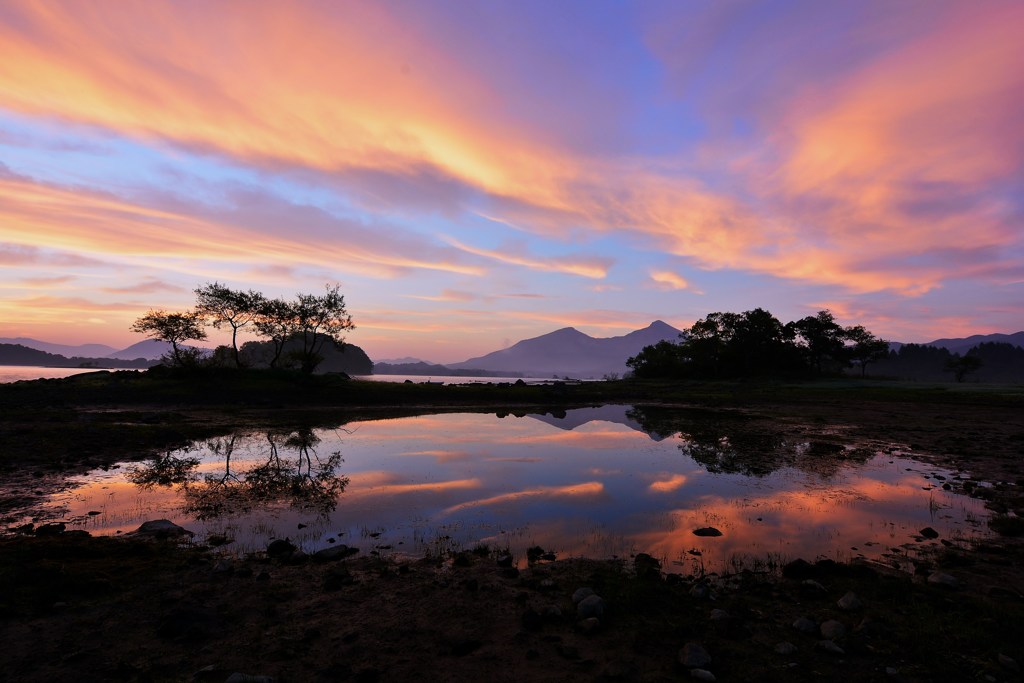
127,428,348,519
626,405,873,477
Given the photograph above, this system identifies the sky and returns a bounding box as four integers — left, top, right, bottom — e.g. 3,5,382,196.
0,0,1021,363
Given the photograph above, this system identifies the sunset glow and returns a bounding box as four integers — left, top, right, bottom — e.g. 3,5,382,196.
1,1,1021,360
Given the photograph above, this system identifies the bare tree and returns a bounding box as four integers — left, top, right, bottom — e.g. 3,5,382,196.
130,310,207,367
194,282,266,367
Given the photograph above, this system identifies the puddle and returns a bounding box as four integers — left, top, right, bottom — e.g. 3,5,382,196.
21,405,993,573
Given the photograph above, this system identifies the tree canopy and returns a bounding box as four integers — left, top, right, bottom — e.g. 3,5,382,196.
130,282,355,373
129,310,208,367
627,308,888,380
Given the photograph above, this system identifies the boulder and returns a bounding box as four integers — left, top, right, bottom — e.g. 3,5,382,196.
132,519,193,539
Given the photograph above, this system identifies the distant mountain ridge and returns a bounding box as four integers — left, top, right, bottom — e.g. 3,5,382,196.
923,331,1024,356
448,320,683,378
0,337,117,358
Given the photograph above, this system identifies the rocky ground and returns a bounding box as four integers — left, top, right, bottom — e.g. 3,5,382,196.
1,523,1022,683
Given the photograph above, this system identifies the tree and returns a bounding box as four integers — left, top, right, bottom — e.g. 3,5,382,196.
252,298,295,369
787,310,847,375
194,282,266,368
844,325,890,377
626,339,686,378
290,284,355,373
945,354,983,382
130,310,207,367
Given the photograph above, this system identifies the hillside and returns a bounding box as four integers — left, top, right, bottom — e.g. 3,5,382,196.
0,344,155,369
448,321,683,378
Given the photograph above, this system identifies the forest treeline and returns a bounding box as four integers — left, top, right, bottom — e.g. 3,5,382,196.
131,282,369,374
626,308,1024,383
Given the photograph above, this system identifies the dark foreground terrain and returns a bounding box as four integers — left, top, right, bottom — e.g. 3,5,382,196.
1,371,1022,681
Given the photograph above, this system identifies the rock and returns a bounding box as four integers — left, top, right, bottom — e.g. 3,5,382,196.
820,620,846,640
266,539,297,558
212,560,233,574
709,608,730,623
572,587,595,604
678,642,712,669
323,567,354,591
225,674,275,683
634,553,662,579
692,527,723,537
801,579,827,594
207,534,230,547
284,549,308,565
577,594,606,619
689,583,715,600
919,526,939,539
817,640,845,655
35,522,66,536
313,545,359,562
774,641,798,655
927,572,961,589
578,617,601,634
495,552,514,568
690,669,716,681
998,654,1020,673
837,591,862,611
132,519,193,539
792,617,817,634
782,558,816,579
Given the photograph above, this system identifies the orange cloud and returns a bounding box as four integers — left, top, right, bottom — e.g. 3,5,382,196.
0,174,481,279
0,1,1019,300
650,270,690,291
443,237,611,279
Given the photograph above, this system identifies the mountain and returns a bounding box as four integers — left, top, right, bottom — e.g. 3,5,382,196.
923,332,1024,356
448,320,683,378
374,361,521,378
0,343,154,369
107,340,186,360
0,337,117,358
376,356,432,365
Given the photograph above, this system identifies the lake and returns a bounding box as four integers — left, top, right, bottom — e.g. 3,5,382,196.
0,366,115,383
35,405,990,573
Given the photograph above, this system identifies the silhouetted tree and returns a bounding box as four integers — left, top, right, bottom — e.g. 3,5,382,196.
194,282,266,368
787,310,847,374
844,325,890,377
289,284,355,374
130,310,207,367
945,354,983,382
626,339,686,378
252,297,295,369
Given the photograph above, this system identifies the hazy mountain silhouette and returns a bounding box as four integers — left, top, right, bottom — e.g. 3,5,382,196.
448,320,683,378
107,340,188,360
0,337,117,358
923,331,1024,356
0,343,154,369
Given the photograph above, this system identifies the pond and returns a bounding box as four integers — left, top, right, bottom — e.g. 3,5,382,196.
40,405,991,573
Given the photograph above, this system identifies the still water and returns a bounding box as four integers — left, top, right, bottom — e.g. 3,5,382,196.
42,405,989,573
0,366,109,383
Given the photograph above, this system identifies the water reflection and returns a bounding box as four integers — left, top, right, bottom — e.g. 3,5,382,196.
40,407,990,573
627,405,874,476
127,428,348,519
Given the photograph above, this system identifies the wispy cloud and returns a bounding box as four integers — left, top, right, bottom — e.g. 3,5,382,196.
443,236,612,279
